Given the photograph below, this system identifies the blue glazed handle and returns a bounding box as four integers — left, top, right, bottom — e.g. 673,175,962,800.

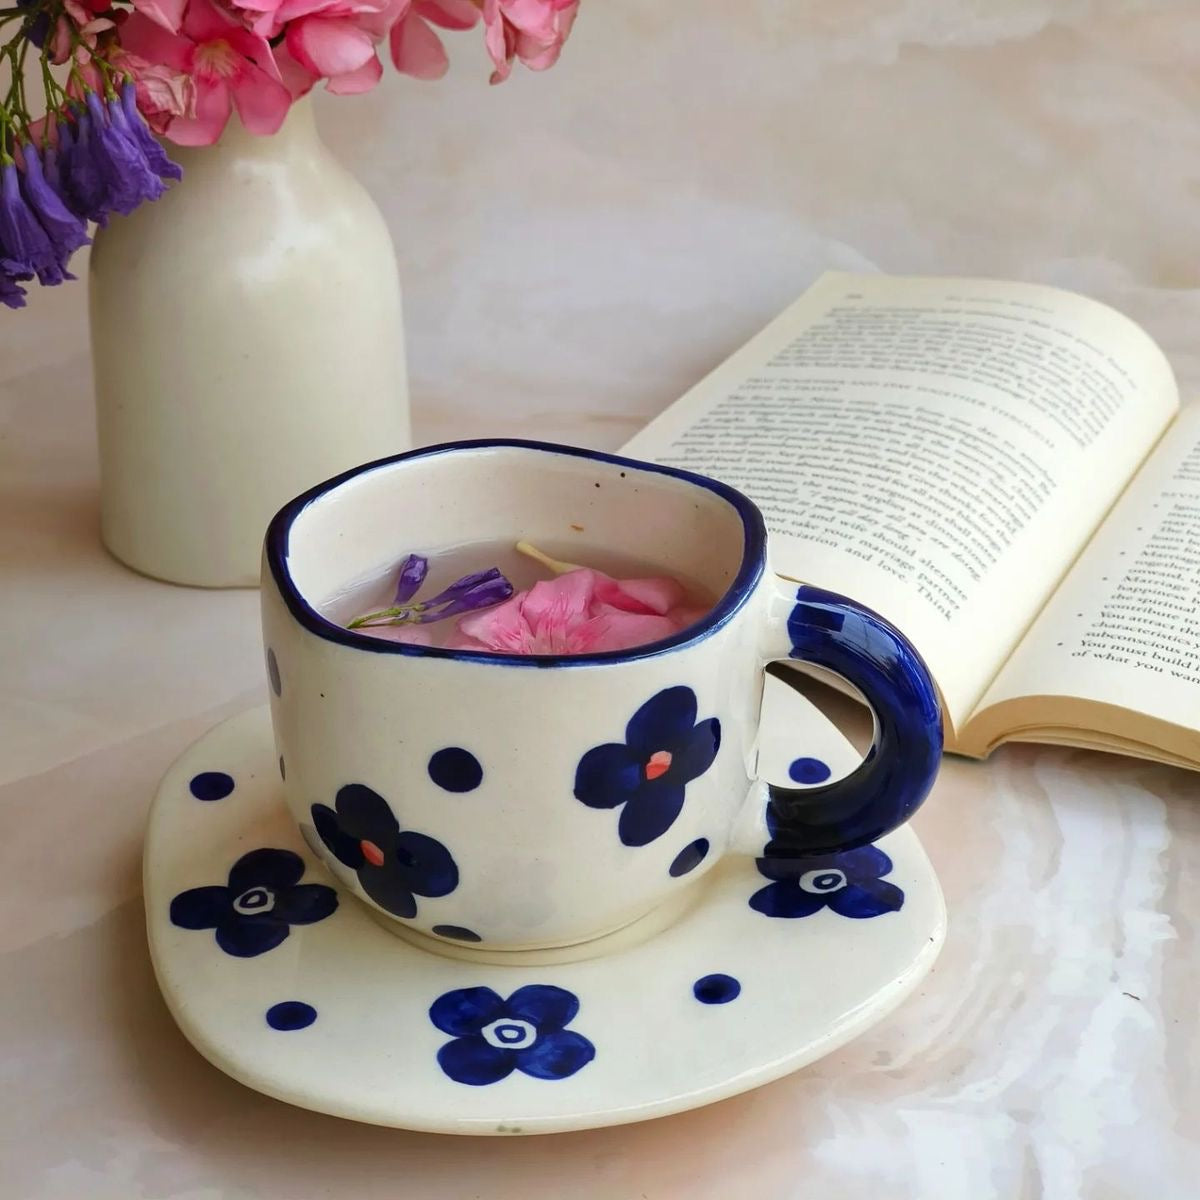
763,584,943,858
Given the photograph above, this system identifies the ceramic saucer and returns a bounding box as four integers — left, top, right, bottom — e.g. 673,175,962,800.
145,678,946,1135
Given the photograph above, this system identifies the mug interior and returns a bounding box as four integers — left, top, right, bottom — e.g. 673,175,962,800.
267,440,764,662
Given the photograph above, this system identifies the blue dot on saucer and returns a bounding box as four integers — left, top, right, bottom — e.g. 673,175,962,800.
432,924,482,943
267,648,282,697
428,748,482,793
266,1001,317,1031
669,838,710,878
189,771,234,802
788,757,832,785
693,974,741,1005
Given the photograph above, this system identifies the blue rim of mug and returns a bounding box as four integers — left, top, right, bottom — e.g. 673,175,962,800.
265,439,766,668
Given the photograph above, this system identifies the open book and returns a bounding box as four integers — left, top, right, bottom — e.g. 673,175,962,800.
622,272,1200,770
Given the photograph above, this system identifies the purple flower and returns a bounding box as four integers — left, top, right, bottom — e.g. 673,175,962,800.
16,0,48,49
19,144,89,282
119,83,182,184
42,138,63,194
85,90,165,216
60,111,110,224
0,270,28,310
0,162,60,285
414,568,514,622
393,553,429,603
348,556,515,630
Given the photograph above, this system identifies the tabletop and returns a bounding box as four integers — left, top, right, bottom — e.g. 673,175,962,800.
3,4,1200,1198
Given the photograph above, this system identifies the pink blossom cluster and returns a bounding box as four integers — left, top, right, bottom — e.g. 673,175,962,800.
111,0,578,144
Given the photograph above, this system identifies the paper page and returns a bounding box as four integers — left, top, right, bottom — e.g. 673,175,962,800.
622,272,1178,725
976,404,1200,731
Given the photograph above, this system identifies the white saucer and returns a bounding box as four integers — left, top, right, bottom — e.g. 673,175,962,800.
145,680,945,1135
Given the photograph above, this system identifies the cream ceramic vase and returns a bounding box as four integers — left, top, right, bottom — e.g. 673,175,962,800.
89,98,410,588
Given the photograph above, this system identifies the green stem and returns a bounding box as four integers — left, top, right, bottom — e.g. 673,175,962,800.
347,606,419,629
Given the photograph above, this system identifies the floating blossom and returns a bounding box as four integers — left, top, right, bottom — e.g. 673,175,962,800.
449,545,706,656
392,552,429,602
347,554,515,634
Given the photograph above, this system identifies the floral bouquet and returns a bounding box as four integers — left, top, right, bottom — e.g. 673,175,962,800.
0,0,578,308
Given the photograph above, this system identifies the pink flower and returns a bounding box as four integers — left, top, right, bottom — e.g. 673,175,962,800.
389,0,478,81
448,568,706,656
110,48,198,133
481,0,577,85
228,0,405,97
49,0,115,66
130,0,189,32
121,0,292,146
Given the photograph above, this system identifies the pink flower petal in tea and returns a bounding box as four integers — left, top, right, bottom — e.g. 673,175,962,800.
449,568,704,656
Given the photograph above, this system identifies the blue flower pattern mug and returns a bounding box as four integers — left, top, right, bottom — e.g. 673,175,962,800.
261,440,942,952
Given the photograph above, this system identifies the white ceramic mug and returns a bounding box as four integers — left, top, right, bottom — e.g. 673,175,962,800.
261,440,942,953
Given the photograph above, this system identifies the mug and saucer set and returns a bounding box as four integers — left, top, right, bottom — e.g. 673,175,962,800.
144,440,947,1135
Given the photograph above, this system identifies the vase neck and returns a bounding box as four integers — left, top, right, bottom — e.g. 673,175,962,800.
169,97,321,168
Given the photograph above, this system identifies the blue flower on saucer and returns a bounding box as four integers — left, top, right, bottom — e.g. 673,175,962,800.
574,685,721,847
750,844,904,920
169,848,338,957
312,784,458,919
430,985,595,1086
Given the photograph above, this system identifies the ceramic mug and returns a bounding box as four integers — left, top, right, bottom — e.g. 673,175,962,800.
261,440,942,953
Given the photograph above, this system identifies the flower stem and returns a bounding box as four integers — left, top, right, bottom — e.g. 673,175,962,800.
515,541,581,575
346,606,416,628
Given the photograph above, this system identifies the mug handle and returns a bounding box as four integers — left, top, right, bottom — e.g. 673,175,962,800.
756,582,943,858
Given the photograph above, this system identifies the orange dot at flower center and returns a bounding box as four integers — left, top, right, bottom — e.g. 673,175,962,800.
645,750,673,781
360,839,385,867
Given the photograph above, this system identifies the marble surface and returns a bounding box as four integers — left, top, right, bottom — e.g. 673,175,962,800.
3,2,1200,1196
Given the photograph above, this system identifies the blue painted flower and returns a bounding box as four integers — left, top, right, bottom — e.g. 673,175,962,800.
750,844,903,919
430,985,595,1086
170,848,338,957
312,784,458,919
574,685,721,847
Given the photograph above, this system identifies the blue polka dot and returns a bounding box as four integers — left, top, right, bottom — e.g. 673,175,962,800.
432,924,482,942
266,1001,317,1030
669,838,710,877
267,648,282,697
189,772,234,801
693,974,741,1005
428,748,483,793
788,757,831,784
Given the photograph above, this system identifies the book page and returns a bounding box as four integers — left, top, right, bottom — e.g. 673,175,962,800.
974,404,1200,734
622,272,1178,726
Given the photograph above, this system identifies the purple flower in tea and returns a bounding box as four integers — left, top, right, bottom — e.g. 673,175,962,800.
392,552,428,603
347,553,515,639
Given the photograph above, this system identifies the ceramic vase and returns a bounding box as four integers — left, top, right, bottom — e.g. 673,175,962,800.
89,98,410,588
